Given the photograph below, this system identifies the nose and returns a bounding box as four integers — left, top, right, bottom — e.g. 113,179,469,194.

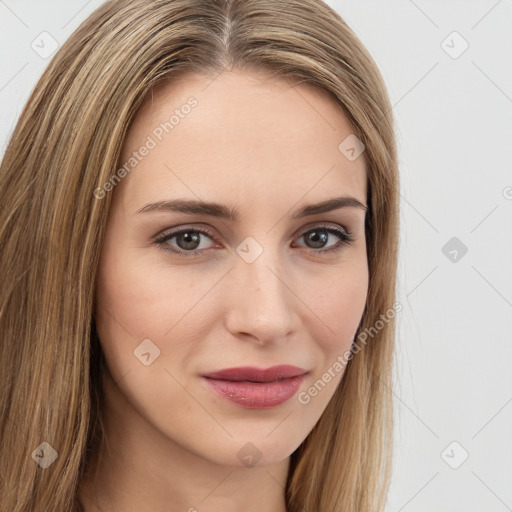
223,246,298,346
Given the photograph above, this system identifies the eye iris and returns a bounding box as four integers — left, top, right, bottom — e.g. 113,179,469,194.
177,231,201,250
306,230,328,249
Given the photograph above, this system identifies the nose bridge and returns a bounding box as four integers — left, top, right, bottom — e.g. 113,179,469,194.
224,236,296,342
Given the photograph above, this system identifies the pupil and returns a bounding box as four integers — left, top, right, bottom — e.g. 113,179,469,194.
308,230,327,248
179,232,200,250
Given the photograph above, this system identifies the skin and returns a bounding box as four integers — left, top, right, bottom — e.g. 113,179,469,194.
78,68,369,512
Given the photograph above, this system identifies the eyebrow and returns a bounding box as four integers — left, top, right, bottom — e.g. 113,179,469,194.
136,196,367,220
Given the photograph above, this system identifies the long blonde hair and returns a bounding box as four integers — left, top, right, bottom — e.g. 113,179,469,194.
0,1,399,510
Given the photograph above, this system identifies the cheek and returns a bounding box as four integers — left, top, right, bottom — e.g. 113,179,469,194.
94,246,213,379
94,246,166,378
95,247,186,337
306,259,369,350
294,262,368,410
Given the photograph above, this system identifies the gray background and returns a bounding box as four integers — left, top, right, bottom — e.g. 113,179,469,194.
1,1,511,510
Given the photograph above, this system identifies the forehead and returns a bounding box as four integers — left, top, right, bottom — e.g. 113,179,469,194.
116,68,366,211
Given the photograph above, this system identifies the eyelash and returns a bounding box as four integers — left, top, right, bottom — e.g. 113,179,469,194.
153,224,354,258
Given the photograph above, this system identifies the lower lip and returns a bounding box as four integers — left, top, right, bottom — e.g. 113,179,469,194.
202,375,306,409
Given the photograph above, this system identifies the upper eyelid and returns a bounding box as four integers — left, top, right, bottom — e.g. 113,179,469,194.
155,221,351,239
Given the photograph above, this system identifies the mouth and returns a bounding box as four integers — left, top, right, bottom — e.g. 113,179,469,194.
201,365,308,409
201,365,307,383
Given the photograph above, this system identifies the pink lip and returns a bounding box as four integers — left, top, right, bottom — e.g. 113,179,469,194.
201,365,307,409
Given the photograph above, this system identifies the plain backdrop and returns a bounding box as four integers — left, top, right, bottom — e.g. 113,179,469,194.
1,1,511,510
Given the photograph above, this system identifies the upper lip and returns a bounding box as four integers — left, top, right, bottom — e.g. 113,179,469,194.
202,365,307,383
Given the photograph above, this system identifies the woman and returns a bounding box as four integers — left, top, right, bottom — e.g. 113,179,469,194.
0,1,399,511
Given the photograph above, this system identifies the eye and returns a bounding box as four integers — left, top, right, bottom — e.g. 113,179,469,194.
154,224,354,258
154,226,218,257
293,225,354,254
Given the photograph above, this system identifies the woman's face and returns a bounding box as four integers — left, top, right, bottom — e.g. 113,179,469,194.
95,68,368,468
